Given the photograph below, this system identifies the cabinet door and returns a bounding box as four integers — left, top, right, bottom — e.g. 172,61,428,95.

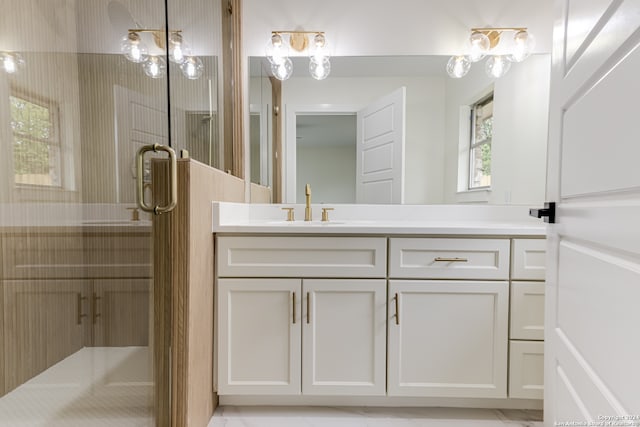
217,278,301,395
2,279,88,393
302,279,386,396
388,280,509,398
91,279,151,347
509,340,544,400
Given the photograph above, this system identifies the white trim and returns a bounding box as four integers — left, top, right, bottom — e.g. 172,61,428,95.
219,395,543,410
455,189,491,204
284,104,362,203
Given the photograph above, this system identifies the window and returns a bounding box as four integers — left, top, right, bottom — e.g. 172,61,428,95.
10,92,62,187
469,94,493,189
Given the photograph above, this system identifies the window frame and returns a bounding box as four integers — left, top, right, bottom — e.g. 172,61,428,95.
468,93,493,190
10,87,63,189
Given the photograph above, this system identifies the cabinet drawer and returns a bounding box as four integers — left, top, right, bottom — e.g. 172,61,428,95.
509,340,544,400
2,233,151,279
510,281,545,340
389,238,510,280
216,236,387,278
512,239,546,280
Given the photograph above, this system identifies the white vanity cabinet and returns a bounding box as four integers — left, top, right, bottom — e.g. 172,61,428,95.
217,278,301,395
509,238,546,400
387,237,511,399
216,236,388,396
387,280,509,398
215,233,546,406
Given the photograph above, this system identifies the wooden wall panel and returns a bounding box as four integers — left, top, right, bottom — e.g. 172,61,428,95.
155,158,245,427
250,183,271,203
270,77,282,203
0,278,4,396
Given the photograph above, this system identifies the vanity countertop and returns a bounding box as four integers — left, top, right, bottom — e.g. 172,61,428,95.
212,202,547,236
0,203,151,233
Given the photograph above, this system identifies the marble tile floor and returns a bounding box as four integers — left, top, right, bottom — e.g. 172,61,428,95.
208,406,544,427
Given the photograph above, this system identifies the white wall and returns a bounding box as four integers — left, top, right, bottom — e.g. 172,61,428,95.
282,76,446,204
443,54,551,205
297,145,356,203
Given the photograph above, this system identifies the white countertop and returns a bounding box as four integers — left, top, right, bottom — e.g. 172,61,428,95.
0,203,151,231
212,203,547,236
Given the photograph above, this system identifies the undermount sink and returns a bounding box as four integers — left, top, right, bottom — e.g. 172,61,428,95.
266,220,346,226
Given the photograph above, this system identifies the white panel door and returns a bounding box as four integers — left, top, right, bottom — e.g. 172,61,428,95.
388,280,509,398
356,87,405,204
302,279,386,396
217,278,301,395
545,0,640,423
114,85,168,203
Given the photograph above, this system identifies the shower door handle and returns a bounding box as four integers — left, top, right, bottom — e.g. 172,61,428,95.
136,144,177,215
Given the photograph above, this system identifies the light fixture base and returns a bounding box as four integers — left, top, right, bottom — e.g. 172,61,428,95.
289,33,308,52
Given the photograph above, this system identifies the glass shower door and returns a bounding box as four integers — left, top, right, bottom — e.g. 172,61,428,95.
0,0,224,424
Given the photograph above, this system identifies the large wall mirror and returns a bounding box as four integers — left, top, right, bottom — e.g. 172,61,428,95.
249,54,550,205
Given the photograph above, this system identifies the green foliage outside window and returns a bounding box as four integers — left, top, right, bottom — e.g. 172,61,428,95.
10,95,60,185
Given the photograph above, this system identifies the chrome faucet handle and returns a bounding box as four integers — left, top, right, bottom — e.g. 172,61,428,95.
321,207,334,222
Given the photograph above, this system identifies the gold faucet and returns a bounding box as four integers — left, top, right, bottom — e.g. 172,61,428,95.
305,184,312,221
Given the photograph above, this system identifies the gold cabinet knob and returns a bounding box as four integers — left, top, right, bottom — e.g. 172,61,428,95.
321,207,334,222
281,207,295,221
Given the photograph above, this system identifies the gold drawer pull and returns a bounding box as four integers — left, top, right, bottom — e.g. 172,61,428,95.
92,292,102,325
434,257,468,262
292,292,296,324
306,292,311,324
394,293,400,325
76,293,87,325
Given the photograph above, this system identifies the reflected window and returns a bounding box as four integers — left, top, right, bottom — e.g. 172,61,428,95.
10,92,61,187
469,94,493,189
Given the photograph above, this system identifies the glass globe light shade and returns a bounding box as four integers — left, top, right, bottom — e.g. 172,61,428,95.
309,57,331,80
121,33,148,63
180,56,204,79
468,31,490,62
485,55,511,78
266,33,290,65
446,55,471,78
169,32,191,64
308,33,330,63
143,55,166,79
509,30,536,62
2,52,24,74
271,57,293,80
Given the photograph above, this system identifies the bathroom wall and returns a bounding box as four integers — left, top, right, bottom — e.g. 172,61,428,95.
281,76,446,204
443,54,551,205
296,144,356,203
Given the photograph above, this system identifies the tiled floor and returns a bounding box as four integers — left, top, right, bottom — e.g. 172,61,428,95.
208,406,544,427
0,347,153,427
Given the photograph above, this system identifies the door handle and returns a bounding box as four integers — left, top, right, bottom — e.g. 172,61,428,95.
529,202,556,223
136,144,177,215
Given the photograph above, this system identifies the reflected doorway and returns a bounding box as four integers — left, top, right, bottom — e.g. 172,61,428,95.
295,114,357,203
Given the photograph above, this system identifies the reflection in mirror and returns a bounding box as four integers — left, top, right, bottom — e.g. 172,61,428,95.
249,58,273,187
296,114,356,203
250,55,550,205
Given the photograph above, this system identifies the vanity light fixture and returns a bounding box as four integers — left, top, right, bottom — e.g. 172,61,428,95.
121,29,203,79
266,31,331,81
1,52,25,74
142,55,166,79
447,27,535,79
